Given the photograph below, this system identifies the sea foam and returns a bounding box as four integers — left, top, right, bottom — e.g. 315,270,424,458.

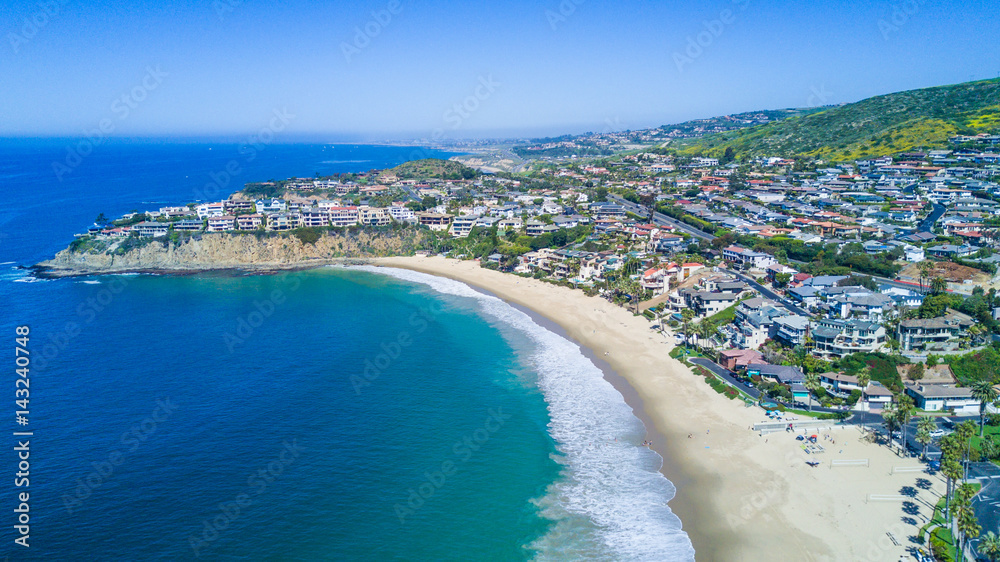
356,266,695,561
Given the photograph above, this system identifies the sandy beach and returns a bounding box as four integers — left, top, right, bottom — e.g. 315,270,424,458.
375,256,943,561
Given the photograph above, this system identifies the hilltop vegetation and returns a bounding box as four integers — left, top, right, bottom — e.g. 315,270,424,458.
675,79,1000,162
380,159,477,181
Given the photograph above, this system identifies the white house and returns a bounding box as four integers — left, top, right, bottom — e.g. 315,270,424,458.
196,202,226,219
905,383,980,414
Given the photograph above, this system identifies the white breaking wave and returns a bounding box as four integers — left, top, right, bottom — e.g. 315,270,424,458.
354,266,695,562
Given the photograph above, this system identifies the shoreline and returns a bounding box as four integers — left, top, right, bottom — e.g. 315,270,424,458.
373,256,944,562
28,259,372,279
28,254,947,559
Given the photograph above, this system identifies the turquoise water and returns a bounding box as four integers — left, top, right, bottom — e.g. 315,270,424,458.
0,141,694,560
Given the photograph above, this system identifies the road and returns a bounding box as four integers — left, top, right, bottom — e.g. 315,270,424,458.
609,195,717,241
971,463,1000,544
689,357,761,400
918,203,947,233
726,270,810,316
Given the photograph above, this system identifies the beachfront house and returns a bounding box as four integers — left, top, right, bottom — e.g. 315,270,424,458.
207,215,236,232
236,214,263,230
862,382,894,410
417,212,453,232
818,372,861,398
329,206,360,227
747,364,805,386
133,221,169,237
719,349,765,372
359,206,392,227
450,215,480,238
904,383,980,414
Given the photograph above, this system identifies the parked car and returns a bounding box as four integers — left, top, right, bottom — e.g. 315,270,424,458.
930,429,945,438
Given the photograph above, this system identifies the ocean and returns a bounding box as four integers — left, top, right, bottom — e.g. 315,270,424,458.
0,140,694,560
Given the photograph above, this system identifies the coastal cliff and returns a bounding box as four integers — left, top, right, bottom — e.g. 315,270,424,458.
35,228,431,277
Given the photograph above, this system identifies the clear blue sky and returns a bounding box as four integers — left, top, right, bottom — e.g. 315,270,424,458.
3,0,999,140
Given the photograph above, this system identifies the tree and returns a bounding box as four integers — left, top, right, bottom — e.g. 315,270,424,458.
955,420,978,482
915,416,935,460
982,438,1000,462
930,276,948,296
793,345,809,375
721,146,736,164
955,488,981,562
918,260,935,294
95,212,108,224
695,320,714,350
907,362,925,381
882,404,900,446
979,531,1000,562
680,309,696,349
896,394,914,454
804,373,821,412
857,367,871,413
971,379,999,437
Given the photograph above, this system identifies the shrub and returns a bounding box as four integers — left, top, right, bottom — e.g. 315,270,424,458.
293,227,322,245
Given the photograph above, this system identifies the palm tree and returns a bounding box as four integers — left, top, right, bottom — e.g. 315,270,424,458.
918,260,935,294
856,367,871,414
882,404,899,446
915,416,935,460
680,308,696,349
979,531,1000,562
971,379,999,437
956,420,978,482
896,394,915,454
956,499,981,562
982,438,1000,462
804,372,821,412
695,320,714,350
942,457,963,522
930,276,948,296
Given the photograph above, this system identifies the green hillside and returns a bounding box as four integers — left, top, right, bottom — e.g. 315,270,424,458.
675,79,1000,162
380,159,477,180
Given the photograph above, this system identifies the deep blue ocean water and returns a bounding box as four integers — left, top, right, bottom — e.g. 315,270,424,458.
0,140,694,560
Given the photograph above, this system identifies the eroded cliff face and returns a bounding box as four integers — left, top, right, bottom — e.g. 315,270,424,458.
36,230,430,276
